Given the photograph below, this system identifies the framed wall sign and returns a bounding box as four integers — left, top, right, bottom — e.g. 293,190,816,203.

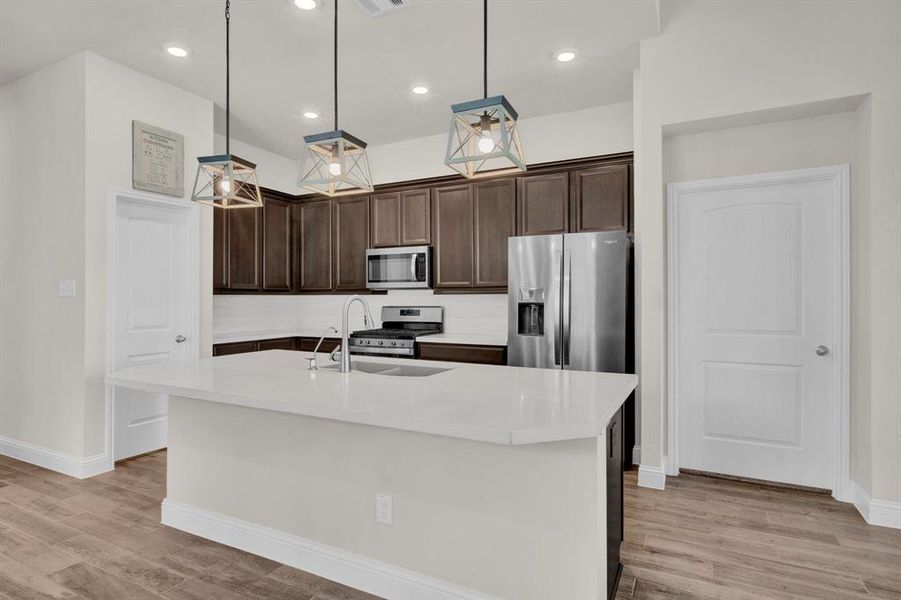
132,121,184,197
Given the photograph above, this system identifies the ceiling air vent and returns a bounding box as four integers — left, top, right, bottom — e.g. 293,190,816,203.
354,0,411,17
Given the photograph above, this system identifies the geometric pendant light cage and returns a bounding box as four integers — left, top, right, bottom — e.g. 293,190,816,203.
444,0,526,179
191,0,263,209
445,95,525,178
298,0,374,197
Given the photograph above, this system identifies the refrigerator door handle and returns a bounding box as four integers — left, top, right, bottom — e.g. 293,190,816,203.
562,249,572,367
553,250,562,366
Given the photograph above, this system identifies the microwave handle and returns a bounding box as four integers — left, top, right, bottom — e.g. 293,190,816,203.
410,254,417,280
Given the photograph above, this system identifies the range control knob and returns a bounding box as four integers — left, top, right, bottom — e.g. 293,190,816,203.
377,340,384,346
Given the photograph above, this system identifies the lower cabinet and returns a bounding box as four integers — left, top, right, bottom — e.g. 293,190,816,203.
295,336,341,353
606,406,624,599
417,343,507,365
212,341,260,356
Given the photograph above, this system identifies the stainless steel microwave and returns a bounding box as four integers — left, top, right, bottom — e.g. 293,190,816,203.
365,246,431,290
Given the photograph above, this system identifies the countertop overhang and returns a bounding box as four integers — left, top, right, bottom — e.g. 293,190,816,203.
107,350,637,446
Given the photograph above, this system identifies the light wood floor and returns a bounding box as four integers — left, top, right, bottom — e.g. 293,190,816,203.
616,470,901,599
0,452,899,600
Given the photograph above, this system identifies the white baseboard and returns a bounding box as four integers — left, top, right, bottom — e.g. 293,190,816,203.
637,464,666,490
631,445,641,465
161,499,501,600
0,436,111,479
851,481,901,530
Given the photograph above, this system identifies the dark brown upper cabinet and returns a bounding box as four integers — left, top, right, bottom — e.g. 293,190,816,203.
293,199,333,292
213,208,227,289
226,206,261,290
332,195,370,291
432,184,474,289
370,192,402,248
262,196,292,291
400,188,431,246
370,188,431,248
473,179,515,288
517,172,569,236
570,164,630,233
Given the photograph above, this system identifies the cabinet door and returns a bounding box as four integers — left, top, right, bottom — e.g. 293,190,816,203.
400,188,431,246
213,207,227,289
294,200,333,292
257,337,296,351
473,179,515,288
226,207,261,289
212,341,258,356
418,343,506,365
606,406,624,599
517,172,569,236
370,192,401,248
333,195,370,291
571,164,630,233
432,184,474,288
262,197,292,291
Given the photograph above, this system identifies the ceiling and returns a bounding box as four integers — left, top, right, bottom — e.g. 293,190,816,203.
0,0,660,158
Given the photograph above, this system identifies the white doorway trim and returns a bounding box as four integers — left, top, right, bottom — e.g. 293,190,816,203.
666,165,850,501
106,187,200,470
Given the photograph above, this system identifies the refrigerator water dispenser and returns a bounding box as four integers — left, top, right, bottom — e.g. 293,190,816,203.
517,288,545,336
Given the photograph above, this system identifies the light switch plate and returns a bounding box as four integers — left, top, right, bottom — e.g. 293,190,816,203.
58,279,77,297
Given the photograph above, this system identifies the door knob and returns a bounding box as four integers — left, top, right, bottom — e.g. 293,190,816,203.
814,345,829,356
175,335,187,343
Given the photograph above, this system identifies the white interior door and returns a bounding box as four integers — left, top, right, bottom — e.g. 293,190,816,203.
671,167,844,490
113,197,191,461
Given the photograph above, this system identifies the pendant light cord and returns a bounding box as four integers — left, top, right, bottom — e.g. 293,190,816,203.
334,0,339,132
225,0,230,154
483,0,487,99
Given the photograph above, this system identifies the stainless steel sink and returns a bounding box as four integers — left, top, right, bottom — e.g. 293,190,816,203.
323,361,451,377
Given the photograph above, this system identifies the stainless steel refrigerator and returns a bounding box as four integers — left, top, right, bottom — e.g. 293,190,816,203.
507,231,631,372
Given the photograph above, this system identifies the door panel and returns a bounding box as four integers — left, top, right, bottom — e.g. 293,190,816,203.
262,197,292,291
563,232,630,373
294,200,333,291
226,207,261,289
506,234,562,369
432,184,474,288
400,189,431,245
114,199,190,460
517,172,569,236
571,164,629,233
371,192,401,248
675,172,836,488
333,196,370,290
474,179,515,288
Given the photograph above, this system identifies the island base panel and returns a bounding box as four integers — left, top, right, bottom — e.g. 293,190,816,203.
164,395,610,600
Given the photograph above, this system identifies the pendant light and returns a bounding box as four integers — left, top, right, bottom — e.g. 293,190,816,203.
444,0,525,178
298,0,374,197
191,0,263,209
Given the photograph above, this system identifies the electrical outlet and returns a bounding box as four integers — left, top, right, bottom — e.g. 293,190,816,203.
376,493,392,525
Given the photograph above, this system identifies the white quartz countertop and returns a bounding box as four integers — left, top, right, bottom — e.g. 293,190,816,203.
107,350,636,446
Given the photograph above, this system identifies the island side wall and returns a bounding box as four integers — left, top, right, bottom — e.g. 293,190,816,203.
162,395,608,600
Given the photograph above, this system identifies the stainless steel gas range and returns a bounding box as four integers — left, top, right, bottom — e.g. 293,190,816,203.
348,306,444,358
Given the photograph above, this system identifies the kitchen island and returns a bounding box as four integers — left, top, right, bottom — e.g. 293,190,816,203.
108,350,637,600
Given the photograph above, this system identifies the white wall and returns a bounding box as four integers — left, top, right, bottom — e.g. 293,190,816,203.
635,0,901,504
0,54,88,457
82,52,215,457
214,101,634,194
0,51,215,466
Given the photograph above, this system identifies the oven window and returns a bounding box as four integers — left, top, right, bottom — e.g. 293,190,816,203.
368,254,417,283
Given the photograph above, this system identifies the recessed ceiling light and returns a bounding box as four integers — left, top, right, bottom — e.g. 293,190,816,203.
302,111,319,119
411,85,429,95
294,0,316,10
165,45,189,58
555,50,576,63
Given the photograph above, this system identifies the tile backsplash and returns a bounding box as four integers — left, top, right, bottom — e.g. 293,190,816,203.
214,290,508,338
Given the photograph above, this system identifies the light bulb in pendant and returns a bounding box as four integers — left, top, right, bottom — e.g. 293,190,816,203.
478,135,495,154
329,161,342,176
219,177,232,193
